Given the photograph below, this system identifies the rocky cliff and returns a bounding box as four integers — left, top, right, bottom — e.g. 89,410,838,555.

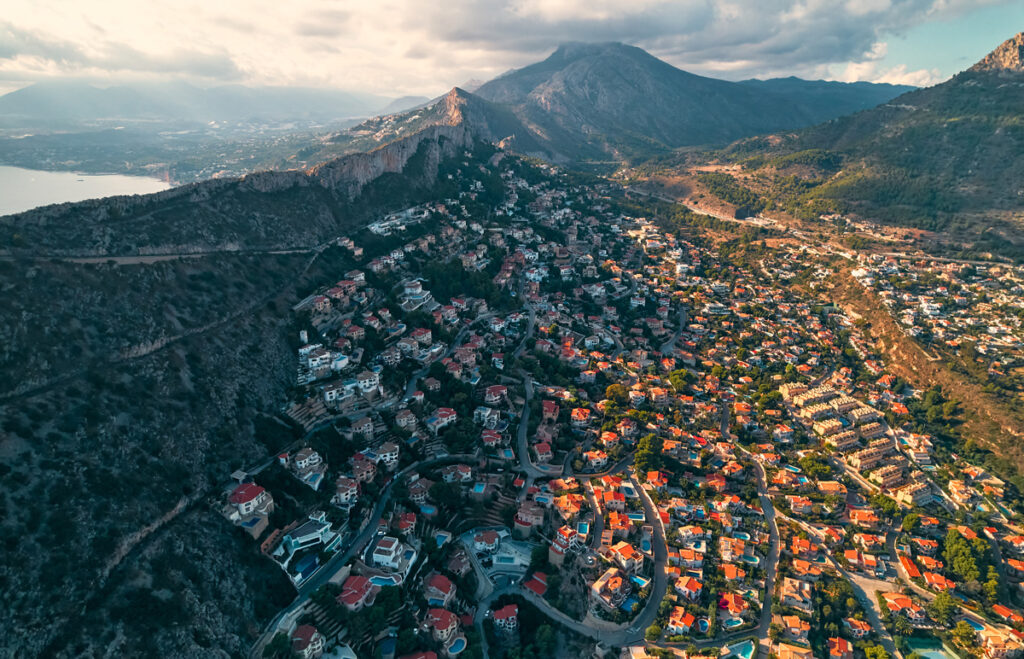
971,32,1024,73
1,117,480,256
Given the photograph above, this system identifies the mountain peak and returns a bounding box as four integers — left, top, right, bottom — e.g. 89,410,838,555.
438,87,474,125
971,32,1024,72
549,41,635,61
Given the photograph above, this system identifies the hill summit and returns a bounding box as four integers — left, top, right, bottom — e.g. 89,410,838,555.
971,32,1024,73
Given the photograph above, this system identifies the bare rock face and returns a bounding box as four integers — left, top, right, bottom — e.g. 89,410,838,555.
971,32,1024,73
308,122,474,197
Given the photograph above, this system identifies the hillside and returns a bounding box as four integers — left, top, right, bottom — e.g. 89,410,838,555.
701,33,1024,258
1,117,478,254
471,42,915,162
0,125,496,656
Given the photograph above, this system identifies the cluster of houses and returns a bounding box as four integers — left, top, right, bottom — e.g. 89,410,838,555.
221,152,1024,659
853,256,1024,366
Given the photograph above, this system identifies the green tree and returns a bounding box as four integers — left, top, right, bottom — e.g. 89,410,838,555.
953,620,978,647
984,565,1000,603
262,633,292,659
645,624,663,642
605,384,628,404
864,644,890,659
927,590,956,626
634,433,664,474
535,625,556,654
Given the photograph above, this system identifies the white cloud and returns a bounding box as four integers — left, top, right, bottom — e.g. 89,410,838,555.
0,0,1006,94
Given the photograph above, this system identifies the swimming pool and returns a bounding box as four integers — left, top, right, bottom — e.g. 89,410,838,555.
620,595,640,612
641,539,651,552
962,618,985,631
741,554,760,565
472,483,487,494
577,522,590,535
631,575,651,589
447,637,466,654
783,464,802,473
906,639,953,659
420,504,438,516
732,532,751,541
496,555,515,564
370,574,402,586
627,512,646,522
724,618,744,629
697,618,709,634
724,639,755,659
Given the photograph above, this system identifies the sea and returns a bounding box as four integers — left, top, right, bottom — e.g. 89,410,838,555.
0,165,171,216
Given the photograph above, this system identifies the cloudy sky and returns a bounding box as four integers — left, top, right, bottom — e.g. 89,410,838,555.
1,0,1021,97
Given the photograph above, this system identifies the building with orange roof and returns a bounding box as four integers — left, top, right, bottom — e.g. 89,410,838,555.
667,606,696,635
828,637,854,659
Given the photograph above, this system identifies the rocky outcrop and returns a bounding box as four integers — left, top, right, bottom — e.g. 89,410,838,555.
971,32,1024,73
0,117,485,256
308,122,475,196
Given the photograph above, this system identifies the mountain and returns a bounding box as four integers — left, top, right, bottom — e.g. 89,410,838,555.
0,80,393,131
971,32,1024,72
0,116,501,656
278,87,555,169
737,77,915,117
711,32,1024,257
470,42,915,162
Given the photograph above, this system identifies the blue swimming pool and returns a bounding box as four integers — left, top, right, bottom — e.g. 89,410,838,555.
724,618,744,629
421,504,438,516
641,539,651,552
627,512,646,522
631,575,650,588
725,639,755,659
698,618,709,633
577,522,590,535
370,574,402,586
473,483,487,493
962,618,985,631
496,555,514,564
907,639,953,659
447,637,466,654
733,532,750,541
620,595,640,612
784,464,802,473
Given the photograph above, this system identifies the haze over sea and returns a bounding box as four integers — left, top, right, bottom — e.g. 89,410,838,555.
0,165,170,216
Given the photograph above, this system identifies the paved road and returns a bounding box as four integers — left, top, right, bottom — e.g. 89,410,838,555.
514,371,546,486
403,312,497,400
741,448,781,648
726,401,780,651
470,471,669,652
512,277,536,361
659,307,688,355
629,472,670,639
249,453,478,658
